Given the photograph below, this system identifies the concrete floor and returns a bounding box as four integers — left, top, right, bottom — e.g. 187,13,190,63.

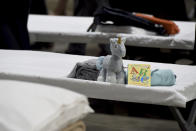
84,113,181,131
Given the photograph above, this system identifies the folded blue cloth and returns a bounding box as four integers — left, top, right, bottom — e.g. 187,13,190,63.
96,56,105,70
151,69,176,86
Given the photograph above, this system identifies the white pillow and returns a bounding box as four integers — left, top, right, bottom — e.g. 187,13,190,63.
0,79,93,131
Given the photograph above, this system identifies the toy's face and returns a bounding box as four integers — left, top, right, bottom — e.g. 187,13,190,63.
110,37,126,57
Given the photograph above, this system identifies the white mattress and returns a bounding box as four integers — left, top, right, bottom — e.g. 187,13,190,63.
0,50,196,108
28,15,195,50
0,79,93,131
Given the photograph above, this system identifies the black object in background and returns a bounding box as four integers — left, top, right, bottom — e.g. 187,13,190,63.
30,0,54,50
30,0,48,15
0,0,31,50
88,6,166,35
109,0,190,21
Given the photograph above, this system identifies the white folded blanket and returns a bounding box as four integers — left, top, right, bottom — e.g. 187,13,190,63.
0,79,93,131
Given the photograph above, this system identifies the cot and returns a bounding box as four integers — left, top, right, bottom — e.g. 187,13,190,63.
28,15,195,50
0,49,195,131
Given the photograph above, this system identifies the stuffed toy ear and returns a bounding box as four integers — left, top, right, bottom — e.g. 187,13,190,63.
110,38,117,49
120,37,126,45
110,38,116,45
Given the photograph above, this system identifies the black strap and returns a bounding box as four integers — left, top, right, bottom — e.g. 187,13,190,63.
87,6,166,35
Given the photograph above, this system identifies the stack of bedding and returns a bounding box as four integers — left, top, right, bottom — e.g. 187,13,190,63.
0,79,93,131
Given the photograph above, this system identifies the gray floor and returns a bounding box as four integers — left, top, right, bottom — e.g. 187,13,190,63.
84,113,181,131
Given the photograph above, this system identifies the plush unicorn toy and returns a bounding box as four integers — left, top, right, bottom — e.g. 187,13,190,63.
97,37,126,84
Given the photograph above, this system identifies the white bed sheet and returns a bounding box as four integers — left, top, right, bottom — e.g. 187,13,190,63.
28,15,195,50
0,79,93,131
0,50,196,108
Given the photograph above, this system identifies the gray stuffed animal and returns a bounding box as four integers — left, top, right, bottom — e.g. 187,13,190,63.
97,37,126,84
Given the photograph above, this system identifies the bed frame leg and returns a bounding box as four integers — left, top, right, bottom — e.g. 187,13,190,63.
169,100,196,131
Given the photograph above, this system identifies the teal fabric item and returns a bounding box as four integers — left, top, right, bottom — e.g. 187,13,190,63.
96,56,105,70
151,69,176,86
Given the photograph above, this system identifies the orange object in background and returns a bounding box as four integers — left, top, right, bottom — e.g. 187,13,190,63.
135,13,180,35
